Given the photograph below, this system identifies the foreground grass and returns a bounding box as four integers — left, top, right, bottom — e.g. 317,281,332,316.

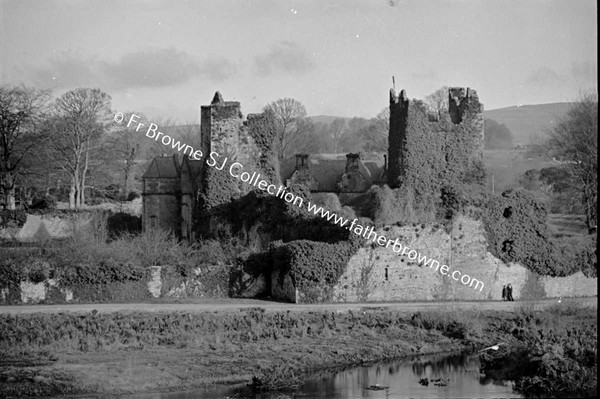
480,303,597,398
0,305,596,397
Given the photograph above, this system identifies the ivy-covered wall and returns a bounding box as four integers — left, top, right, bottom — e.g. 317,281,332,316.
482,188,596,277
388,87,485,198
245,110,280,186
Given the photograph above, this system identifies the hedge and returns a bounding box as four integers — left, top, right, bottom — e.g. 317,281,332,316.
272,236,362,293
0,209,27,228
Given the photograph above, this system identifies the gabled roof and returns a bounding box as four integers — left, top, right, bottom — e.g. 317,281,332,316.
142,156,180,179
309,159,347,191
364,161,385,182
181,156,203,180
280,154,378,192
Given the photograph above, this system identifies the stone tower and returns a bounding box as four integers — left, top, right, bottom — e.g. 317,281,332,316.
200,91,243,159
448,87,484,156
388,88,409,189
387,86,485,194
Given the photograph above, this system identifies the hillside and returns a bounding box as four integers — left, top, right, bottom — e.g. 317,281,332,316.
311,103,572,146
484,103,572,145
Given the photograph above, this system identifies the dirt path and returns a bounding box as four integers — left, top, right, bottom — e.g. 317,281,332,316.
0,296,595,315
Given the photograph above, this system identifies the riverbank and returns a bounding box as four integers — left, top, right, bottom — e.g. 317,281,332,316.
0,303,596,397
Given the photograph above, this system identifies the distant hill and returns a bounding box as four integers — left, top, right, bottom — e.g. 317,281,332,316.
311,103,573,146
484,103,573,145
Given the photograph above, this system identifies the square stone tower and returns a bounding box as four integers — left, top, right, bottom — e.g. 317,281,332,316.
200,91,243,159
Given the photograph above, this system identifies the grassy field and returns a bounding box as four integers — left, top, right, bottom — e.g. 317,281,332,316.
547,214,589,236
484,102,571,145
0,305,596,397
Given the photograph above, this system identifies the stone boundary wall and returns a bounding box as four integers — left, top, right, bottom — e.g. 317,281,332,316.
0,214,94,242
324,215,596,302
0,265,228,305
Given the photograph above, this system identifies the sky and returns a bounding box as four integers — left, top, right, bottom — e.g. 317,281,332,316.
0,0,597,123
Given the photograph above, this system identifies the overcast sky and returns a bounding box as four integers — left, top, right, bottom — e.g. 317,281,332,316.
1,0,597,123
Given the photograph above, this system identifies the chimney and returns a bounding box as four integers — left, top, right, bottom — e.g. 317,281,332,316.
295,153,309,170
345,153,360,172
383,154,387,171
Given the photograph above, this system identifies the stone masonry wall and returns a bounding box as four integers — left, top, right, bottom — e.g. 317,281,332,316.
330,215,597,302
0,214,93,242
143,178,180,235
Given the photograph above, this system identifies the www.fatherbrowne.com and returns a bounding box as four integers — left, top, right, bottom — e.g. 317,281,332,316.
114,112,485,292
303,204,485,292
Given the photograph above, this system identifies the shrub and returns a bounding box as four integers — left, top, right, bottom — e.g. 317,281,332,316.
127,191,140,201
0,209,27,228
482,188,570,276
273,238,361,293
439,184,488,221
574,235,597,277
106,212,142,238
30,195,57,210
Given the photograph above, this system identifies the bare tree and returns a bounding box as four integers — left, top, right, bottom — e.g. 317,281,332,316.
0,85,50,209
105,112,150,197
338,117,369,153
425,86,450,116
45,88,112,209
328,118,347,154
263,98,312,159
545,91,598,232
360,108,389,153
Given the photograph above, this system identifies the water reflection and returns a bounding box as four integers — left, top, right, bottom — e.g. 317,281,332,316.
76,352,524,399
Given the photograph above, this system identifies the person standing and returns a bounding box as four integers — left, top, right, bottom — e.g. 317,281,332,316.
507,283,514,301
502,285,507,301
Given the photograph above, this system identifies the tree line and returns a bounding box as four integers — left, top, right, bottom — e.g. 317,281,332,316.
1,84,596,231
0,85,176,210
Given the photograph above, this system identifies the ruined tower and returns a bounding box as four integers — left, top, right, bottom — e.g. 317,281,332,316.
387,89,409,189
200,91,243,160
387,86,485,195
196,92,244,217
448,87,485,156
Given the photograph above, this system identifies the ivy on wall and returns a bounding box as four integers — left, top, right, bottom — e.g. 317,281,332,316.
482,188,571,276
246,109,281,186
272,236,362,296
388,89,485,202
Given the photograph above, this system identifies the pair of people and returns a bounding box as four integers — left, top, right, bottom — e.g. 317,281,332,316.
502,283,514,301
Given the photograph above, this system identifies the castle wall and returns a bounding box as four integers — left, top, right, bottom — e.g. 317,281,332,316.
388,89,409,189
200,101,242,157
312,215,597,303
197,96,244,214
388,87,485,195
142,178,180,235
245,112,280,186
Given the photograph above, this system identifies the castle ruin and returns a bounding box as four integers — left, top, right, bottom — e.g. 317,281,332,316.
142,87,484,240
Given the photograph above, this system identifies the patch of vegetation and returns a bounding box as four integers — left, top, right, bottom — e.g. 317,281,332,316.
106,212,142,238
0,307,594,397
0,228,232,303
480,304,597,398
272,236,362,302
0,209,27,228
482,188,583,276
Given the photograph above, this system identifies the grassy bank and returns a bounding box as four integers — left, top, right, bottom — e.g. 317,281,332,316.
480,303,597,398
0,305,596,397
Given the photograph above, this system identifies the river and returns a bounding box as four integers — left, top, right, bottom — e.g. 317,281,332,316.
100,351,524,399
